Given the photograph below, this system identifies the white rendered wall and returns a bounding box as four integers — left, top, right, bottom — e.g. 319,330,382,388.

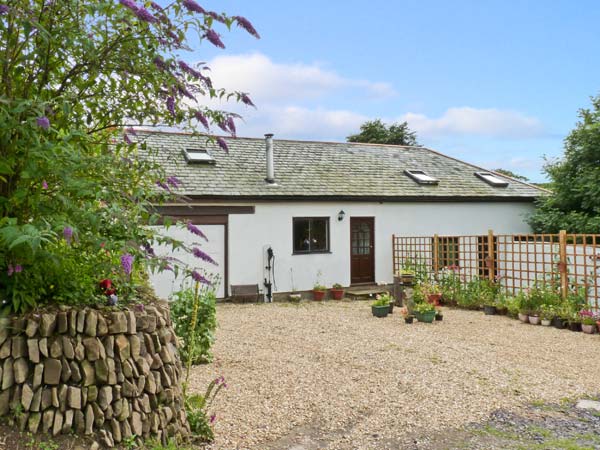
228,201,535,294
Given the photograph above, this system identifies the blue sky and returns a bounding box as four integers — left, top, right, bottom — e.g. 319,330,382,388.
186,0,600,182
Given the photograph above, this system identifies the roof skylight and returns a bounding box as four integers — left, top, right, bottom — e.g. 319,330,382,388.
183,148,215,164
404,169,439,185
475,172,509,187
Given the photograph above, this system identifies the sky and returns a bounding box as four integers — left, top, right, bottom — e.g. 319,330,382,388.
184,0,600,182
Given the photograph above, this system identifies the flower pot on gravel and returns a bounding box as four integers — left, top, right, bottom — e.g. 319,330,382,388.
312,290,326,301
388,301,394,314
529,315,540,325
371,305,390,318
404,315,414,324
289,293,302,303
568,321,582,332
518,313,529,323
552,317,567,329
415,310,436,323
582,324,596,334
541,319,552,326
483,305,497,315
330,288,344,300
435,312,443,321
597,320,600,333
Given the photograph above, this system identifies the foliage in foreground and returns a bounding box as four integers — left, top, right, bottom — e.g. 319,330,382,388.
528,94,600,233
0,1,259,312
171,287,217,364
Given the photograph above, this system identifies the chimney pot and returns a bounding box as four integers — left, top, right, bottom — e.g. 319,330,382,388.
265,134,275,183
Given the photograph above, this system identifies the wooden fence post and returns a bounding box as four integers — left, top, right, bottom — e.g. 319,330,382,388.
392,234,396,274
487,229,495,282
433,234,439,275
559,230,568,300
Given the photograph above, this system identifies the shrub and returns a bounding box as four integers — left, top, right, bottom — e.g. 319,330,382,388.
171,287,217,365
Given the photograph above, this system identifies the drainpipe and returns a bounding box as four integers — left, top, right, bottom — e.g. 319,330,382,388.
265,133,275,183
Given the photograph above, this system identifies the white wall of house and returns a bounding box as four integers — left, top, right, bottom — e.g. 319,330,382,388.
227,201,535,295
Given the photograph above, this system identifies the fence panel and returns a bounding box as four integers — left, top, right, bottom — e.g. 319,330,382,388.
392,230,600,309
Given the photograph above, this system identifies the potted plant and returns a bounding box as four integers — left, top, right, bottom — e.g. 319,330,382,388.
539,304,555,326
518,309,529,323
330,283,345,300
378,292,394,314
371,296,390,318
313,283,326,301
528,309,541,325
580,310,597,334
397,268,416,285
435,307,443,321
413,302,436,323
567,312,582,332
400,307,414,324
289,292,302,302
422,282,442,306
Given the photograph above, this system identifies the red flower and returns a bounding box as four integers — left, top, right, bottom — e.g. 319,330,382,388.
99,279,116,296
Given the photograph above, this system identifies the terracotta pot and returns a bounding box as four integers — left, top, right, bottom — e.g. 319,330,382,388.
529,315,540,325
582,324,596,334
313,290,325,301
330,288,344,300
518,313,529,323
427,294,442,306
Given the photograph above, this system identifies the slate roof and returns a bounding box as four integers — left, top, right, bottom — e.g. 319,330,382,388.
138,130,546,201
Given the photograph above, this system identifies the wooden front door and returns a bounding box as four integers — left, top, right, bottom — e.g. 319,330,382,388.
350,217,375,284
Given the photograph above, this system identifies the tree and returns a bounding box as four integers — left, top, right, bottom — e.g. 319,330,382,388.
494,169,529,182
347,119,420,146
528,95,600,233
0,1,259,312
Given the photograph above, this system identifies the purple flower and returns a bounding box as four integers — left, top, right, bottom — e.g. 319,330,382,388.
177,85,195,101
153,56,167,70
217,121,229,134
187,221,208,241
134,7,157,23
63,227,73,245
191,270,211,285
149,2,163,11
164,264,174,272
194,111,209,130
0,5,9,15
166,176,182,188
226,117,236,137
14,265,22,273
143,243,155,256
42,180,48,190
240,93,255,108
209,414,216,424
166,96,175,116
205,29,225,49
36,116,50,129
156,180,170,191
126,127,137,136
120,253,134,276
192,247,217,265
119,0,138,11
7,264,13,277
216,137,229,153
124,133,133,145
178,60,202,79
207,11,225,23
182,0,205,14
234,16,260,39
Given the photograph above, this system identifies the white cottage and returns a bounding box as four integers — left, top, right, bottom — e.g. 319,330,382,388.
141,130,544,300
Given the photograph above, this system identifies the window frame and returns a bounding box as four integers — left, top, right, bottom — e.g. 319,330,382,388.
474,171,508,187
292,217,331,255
182,148,216,165
404,169,439,185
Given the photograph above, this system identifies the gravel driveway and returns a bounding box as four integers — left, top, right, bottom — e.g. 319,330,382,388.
189,301,600,449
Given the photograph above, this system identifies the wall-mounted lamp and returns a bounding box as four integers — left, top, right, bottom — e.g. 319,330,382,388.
337,210,345,221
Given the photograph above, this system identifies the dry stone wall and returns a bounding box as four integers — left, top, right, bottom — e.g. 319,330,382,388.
0,301,189,447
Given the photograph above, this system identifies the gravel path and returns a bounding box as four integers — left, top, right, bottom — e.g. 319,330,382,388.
189,301,600,449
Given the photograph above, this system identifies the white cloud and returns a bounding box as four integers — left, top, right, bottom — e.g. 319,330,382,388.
206,52,397,104
400,107,544,139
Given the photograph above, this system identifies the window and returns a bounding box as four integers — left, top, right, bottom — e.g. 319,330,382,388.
475,172,508,187
404,169,439,185
182,148,215,164
293,217,330,253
